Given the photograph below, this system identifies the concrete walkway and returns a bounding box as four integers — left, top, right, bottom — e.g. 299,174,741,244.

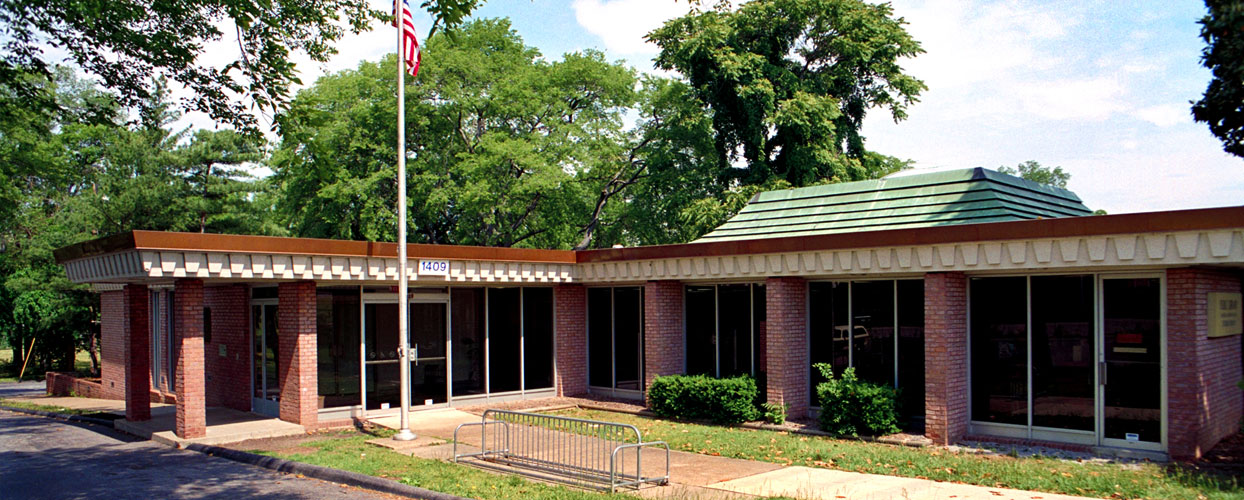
367,409,1099,500
5,395,304,446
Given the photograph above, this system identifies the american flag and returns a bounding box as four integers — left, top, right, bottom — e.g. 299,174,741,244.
394,0,421,77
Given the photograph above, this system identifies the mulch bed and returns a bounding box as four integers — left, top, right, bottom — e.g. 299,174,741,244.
1201,431,1244,467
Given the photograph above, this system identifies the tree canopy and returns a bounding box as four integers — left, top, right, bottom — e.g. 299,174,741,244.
648,0,925,186
273,19,640,248
0,0,481,136
1192,0,1244,158
997,160,1070,189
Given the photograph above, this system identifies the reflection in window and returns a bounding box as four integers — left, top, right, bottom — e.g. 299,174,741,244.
683,284,762,378
587,287,644,391
487,288,522,393
317,288,360,408
852,281,895,387
523,288,554,390
1031,275,1094,431
896,280,925,420
684,286,716,376
809,282,849,401
451,288,486,397
970,277,1028,426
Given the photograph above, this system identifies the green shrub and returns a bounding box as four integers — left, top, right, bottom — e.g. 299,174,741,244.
761,402,788,425
813,363,900,436
647,374,761,424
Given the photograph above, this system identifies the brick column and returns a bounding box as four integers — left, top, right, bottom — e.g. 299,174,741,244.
644,281,684,400
1167,268,1243,460
765,277,809,419
99,290,126,400
174,279,206,439
123,284,151,421
278,281,317,427
205,285,252,411
554,285,588,397
925,272,968,445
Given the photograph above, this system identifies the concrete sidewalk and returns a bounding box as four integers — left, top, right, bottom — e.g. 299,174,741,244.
368,409,1097,500
5,394,304,446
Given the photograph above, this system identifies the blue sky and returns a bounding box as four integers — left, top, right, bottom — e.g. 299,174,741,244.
189,0,1243,214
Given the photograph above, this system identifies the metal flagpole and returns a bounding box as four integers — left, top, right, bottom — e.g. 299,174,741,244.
393,4,416,442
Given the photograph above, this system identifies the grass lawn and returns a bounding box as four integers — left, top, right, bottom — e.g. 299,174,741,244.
0,397,119,420
0,348,93,383
252,428,645,500
548,408,1242,500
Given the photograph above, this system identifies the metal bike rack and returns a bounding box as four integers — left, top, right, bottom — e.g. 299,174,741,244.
454,409,670,492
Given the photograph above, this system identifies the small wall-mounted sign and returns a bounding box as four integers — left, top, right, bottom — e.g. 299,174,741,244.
1125,433,1140,442
218,344,227,358
418,259,450,276
1208,292,1243,338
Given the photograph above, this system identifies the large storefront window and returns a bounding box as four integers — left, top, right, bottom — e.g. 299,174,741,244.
969,277,1028,426
588,287,644,395
809,280,924,420
969,274,1164,449
451,288,486,397
318,288,360,408
684,284,764,378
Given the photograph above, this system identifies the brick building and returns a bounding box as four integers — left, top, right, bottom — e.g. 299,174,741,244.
56,168,1244,459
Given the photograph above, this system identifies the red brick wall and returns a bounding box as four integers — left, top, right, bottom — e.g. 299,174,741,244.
765,277,808,419
123,284,151,421
643,281,684,400
45,372,108,399
554,285,588,397
99,290,125,400
174,279,206,439
1167,268,1244,460
278,281,317,427
205,285,251,411
925,272,968,445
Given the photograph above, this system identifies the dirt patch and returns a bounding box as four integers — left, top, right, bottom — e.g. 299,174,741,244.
1202,431,1244,466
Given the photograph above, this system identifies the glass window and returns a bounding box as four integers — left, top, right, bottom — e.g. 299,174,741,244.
316,288,360,408
1030,275,1094,431
487,288,522,393
1102,278,1162,442
717,284,753,377
752,284,767,398
896,280,925,420
451,288,486,397
970,277,1028,426
851,281,895,387
364,303,399,409
809,282,849,401
684,286,716,376
588,288,614,387
613,287,643,390
523,288,554,390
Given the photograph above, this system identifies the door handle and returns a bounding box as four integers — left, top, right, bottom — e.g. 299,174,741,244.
1099,361,1107,386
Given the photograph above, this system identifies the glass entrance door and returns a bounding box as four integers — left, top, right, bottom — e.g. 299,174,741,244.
1099,277,1164,451
410,303,448,405
252,302,280,416
363,300,448,411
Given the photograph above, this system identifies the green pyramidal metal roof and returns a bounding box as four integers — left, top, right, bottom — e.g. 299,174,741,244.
696,168,1094,242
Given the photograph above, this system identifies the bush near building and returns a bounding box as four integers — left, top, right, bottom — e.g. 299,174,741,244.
647,374,761,424
814,363,900,436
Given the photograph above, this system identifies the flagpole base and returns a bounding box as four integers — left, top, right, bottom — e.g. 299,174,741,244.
393,429,417,441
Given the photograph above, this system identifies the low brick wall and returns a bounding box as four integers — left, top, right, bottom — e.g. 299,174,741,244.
45,372,108,399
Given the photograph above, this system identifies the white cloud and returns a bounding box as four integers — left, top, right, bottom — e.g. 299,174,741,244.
1131,104,1190,127
571,0,696,56
1013,77,1125,121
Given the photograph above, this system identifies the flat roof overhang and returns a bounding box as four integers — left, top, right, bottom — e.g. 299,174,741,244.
577,206,1244,263
54,206,1244,286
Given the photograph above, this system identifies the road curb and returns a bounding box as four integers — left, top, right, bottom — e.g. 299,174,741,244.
184,443,470,500
0,404,117,427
